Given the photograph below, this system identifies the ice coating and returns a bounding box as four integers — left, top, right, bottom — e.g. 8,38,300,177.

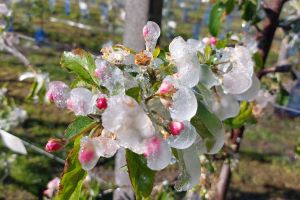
67,88,93,116
223,71,252,94
211,87,240,120
167,121,197,149
93,136,119,158
198,64,220,89
143,21,161,52
235,75,261,101
169,37,200,88
170,85,197,121
158,76,197,121
217,46,254,94
79,137,100,171
102,95,155,154
174,145,200,191
146,136,172,170
187,38,205,54
95,58,125,95
46,81,70,108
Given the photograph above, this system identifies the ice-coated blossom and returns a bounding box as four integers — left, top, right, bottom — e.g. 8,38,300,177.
211,87,240,121
95,58,125,95
143,21,161,52
67,87,93,116
167,121,197,149
187,39,205,54
217,46,254,94
145,136,172,170
254,90,276,108
93,132,119,158
46,81,70,108
43,177,60,198
102,95,155,154
235,75,261,101
79,137,100,171
169,37,200,88
158,76,197,121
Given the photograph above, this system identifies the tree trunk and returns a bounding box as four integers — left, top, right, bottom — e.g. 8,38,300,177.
256,0,287,65
123,0,150,52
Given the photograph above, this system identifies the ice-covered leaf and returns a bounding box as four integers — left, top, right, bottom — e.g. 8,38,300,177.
64,116,96,138
57,138,87,200
191,100,225,154
61,49,97,87
126,149,155,200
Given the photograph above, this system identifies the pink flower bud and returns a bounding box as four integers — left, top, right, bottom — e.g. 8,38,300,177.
168,121,185,136
66,98,74,110
94,68,102,78
45,139,65,152
96,97,108,110
46,81,70,108
210,37,217,45
79,146,96,164
202,37,210,45
43,188,54,198
158,81,176,95
46,90,55,103
143,26,149,39
144,137,161,157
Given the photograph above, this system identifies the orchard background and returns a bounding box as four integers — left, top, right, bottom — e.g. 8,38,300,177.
0,0,299,200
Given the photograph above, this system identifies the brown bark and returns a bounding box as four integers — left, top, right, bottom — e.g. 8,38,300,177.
256,0,288,65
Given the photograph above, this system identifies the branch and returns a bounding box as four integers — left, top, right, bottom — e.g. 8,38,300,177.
256,0,288,66
2,42,37,74
257,64,292,79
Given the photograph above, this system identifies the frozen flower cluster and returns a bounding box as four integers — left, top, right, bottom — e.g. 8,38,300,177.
46,21,261,191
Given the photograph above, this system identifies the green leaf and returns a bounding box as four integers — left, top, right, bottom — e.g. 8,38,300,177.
216,39,227,49
65,116,96,138
225,102,256,128
61,49,98,87
241,0,257,21
225,0,235,14
209,2,225,36
191,99,225,153
56,138,87,200
126,149,155,200
125,87,141,103
253,52,263,72
153,47,160,59
204,45,212,62
277,84,290,106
